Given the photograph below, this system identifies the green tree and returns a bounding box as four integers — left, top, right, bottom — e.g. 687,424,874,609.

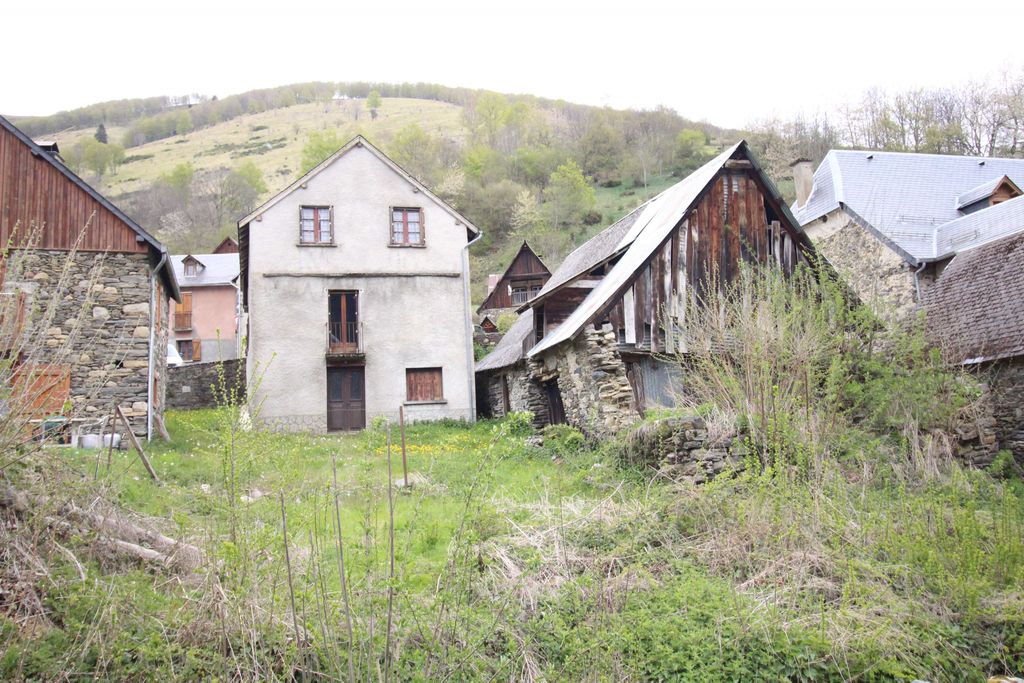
674,128,708,174
389,123,441,184
63,138,126,178
543,160,595,227
471,92,509,147
159,162,195,196
510,189,542,235
233,160,267,195
367,90,382,120
94,123,108,144
578,121,625,184
300,130,345,174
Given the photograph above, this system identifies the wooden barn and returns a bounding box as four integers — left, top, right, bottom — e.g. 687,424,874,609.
477,241,550,315
477,141,815,436
0,115,180,440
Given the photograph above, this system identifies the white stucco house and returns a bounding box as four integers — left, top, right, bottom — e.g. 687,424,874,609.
237,136,481,431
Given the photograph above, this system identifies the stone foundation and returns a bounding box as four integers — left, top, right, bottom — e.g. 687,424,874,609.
533,324,638,438
13,250,166,437
988,356,1024,462
167,358,246,409
483,365,549,427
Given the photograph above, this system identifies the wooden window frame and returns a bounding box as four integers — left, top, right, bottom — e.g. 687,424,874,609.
405,367,444,403
389,207,425,247
299,205,335,245
184,260,198,277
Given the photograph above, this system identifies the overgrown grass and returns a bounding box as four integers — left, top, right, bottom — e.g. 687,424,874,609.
2,403,1022,679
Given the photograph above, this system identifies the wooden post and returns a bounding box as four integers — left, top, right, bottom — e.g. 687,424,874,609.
398,406,409,489
114,405,159,483
106,406,116,475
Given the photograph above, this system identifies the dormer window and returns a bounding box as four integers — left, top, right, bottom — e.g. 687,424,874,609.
184,261,197,277
300,206,333,245
390,207,424,246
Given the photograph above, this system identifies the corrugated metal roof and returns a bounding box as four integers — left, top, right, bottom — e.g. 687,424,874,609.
172,253,239,287
528,143,743,357
793,149,1024,262
475,308,533,372
925,229,1024,363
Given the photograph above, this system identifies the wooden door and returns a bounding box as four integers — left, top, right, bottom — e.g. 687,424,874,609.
543,379,566,425
327,366,365,431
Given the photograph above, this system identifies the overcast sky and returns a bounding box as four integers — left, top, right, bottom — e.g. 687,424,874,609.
4,0,1023,129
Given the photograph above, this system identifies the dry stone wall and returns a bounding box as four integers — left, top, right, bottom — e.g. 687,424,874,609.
167,358,246,409
617,415,745,484
17,250,158,436
989,356,1024,462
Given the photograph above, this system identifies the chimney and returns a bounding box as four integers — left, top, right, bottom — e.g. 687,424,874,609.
486,274,501,296
790,158,814,208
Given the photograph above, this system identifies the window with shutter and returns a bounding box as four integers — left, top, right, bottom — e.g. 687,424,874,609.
390,208,424,246
405,367,443,402
300,206,333,244
193,339,202,362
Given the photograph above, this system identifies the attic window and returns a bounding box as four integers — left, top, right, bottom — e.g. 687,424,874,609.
184,261,197,277
300,206,333,244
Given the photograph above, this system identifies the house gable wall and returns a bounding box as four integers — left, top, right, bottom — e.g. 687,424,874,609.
246,144,473,431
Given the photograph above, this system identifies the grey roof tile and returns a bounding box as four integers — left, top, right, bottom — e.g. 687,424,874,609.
475,308,533,372
794,149,1024,261
172,253,239,287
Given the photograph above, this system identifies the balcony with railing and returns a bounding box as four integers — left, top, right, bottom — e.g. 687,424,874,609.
327,321,364,358
174,312,192,331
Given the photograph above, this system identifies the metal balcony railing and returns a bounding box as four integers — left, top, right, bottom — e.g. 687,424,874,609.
327,321,363,355
174,312,192,330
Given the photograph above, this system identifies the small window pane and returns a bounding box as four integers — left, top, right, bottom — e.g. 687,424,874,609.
301,208,315,219
407,210,420,224
392,210,403,221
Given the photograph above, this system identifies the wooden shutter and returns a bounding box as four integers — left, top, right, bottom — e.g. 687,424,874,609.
13,364,71,418
192,339,202,362
406,368,442,401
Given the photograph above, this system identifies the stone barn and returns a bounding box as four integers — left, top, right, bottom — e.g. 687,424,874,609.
478,141,815,437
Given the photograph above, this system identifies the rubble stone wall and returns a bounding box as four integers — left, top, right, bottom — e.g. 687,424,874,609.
16,250,160,437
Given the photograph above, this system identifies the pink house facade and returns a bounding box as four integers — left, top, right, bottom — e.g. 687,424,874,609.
169,253,241,362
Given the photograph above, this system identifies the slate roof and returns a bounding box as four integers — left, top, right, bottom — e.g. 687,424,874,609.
475,308,533,372
925,230,1024,363
793,149,1024,262
172,253,239,287
955,176,1017,210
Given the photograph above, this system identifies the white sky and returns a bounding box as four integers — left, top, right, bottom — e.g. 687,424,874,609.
4,0,1023,129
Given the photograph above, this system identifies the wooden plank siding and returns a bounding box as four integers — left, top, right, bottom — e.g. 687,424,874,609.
477,242,551,311
588,169,805,352
0,125,146,253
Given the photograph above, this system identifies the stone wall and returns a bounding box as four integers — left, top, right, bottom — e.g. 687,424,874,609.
804,209,919,321
988,356,1024,461
534,324,638,438
616,415,744,485
167,358,246,409
484,365,549,428
15,250,159,437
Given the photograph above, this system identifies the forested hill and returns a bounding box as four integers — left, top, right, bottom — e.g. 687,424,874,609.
12,74,1024,303
8,82,739,303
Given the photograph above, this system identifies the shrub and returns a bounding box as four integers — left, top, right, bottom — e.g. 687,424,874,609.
581,210,603,225
541,424,586,458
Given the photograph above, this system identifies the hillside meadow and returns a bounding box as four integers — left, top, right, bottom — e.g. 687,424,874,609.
1,406,1022,681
